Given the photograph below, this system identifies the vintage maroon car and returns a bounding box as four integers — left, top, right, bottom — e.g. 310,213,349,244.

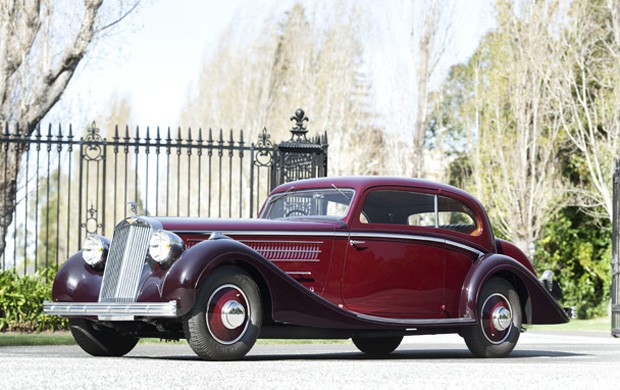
44,176,569,360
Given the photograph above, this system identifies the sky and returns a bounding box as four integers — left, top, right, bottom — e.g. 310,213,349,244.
49,0,495,131
50,0,247,127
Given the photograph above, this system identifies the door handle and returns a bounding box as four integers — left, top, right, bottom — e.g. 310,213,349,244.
349,240,367,250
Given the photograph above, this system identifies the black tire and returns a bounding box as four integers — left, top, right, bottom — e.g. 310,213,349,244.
461,277,522,358
352,335,403,356
69,318,139,357
183,266,262,361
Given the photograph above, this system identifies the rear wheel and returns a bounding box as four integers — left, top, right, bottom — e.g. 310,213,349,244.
69,318,139,357
184,266,262,360
461,278,521,358
352,335,403,356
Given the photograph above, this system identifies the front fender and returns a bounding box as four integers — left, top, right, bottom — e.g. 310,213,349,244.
460,253,569,325
51,251,102,302
159,238,269,316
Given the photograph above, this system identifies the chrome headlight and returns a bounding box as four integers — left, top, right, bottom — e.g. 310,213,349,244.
149,230,185,267
82,235,110,269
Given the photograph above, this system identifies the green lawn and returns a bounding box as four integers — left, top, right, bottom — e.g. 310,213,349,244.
525,315,611,333
0,331,76,347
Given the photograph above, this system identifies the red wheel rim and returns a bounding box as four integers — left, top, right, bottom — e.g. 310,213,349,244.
480,293,512,344
206,284,250,345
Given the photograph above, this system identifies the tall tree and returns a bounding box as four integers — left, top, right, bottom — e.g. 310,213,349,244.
410,0,451,178
0,1,139,261
465,0,566,255
182,1,382,177
553,0,620,220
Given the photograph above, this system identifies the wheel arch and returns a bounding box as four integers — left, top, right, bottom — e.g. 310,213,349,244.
161,238,276,318
460,253,568,325
207,259,275,327
488,270,532,325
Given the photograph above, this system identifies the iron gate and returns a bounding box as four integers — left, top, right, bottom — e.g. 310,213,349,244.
0,109,328,274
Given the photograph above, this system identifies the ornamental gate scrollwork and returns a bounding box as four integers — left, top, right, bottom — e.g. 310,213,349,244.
0,109,328,272
78,122,106,245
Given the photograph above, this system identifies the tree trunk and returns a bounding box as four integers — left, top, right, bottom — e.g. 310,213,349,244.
0,142,21,266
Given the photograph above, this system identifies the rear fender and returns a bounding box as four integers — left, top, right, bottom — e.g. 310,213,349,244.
460,253,569,325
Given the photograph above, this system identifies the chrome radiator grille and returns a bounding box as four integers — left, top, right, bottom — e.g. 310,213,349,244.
99,222,152,303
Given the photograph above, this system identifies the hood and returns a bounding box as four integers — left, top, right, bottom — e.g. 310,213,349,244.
150,216,345,235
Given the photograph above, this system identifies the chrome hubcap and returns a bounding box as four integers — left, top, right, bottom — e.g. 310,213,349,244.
221,300,246,330
480,293,513,344
491,306,512,331
206,284,250,345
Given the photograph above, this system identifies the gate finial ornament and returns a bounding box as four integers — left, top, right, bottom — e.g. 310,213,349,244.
289,108,309,142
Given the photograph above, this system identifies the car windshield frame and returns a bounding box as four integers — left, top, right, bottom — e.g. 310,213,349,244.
259,187,355,220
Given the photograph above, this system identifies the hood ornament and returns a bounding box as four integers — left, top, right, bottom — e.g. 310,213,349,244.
128,201,140,216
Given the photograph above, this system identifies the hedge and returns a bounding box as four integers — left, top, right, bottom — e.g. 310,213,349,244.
0,268,68,332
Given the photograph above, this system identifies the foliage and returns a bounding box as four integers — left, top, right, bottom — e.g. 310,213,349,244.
0,268,68,332
535,207,611,319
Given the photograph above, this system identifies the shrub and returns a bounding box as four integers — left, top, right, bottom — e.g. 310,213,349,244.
535,207,611,319
0,268,68,332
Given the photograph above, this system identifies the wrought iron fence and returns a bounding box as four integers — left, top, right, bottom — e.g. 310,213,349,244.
613,159,620,337
0,109,327,274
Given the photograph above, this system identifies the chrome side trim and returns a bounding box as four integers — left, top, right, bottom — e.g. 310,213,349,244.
175,230,485,257
176,230,338,237
353,311,476,325
242,240,324,244
348,232,484,257
43,300,178,320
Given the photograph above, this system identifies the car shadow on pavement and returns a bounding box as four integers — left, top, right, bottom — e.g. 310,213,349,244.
242,349,582,361
132,348,583,362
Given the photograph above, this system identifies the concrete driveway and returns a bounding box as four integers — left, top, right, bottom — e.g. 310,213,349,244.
0,330,617,389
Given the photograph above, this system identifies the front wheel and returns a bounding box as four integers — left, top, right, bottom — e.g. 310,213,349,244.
461,278,522,358
69,318,139,356
183,266,262,360
352,335,403,356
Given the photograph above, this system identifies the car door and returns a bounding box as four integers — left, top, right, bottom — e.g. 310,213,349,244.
341,188,447,319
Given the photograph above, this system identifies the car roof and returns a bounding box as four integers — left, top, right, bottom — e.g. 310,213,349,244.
270,176,475,200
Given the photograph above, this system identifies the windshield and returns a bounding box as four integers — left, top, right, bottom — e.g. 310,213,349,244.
260,188,355,220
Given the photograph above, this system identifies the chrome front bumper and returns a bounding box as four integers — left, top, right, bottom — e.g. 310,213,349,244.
43,300,178,321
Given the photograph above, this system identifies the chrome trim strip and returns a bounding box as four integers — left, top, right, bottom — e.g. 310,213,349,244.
434,195,439,228
241,240,324,244
43,300,178,320
270,259,320,263
286,271,312,276
353,311,476,325
349,232,484,256
175,230,485,257
178,230,337,237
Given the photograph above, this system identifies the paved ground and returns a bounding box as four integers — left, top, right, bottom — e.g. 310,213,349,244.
1,331,618,389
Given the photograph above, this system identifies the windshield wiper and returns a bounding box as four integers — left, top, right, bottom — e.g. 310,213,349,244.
331,184,351,201
268,186,296,203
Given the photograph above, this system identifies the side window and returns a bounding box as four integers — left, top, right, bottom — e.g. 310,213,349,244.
359,190,435,225
359,190,479,235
